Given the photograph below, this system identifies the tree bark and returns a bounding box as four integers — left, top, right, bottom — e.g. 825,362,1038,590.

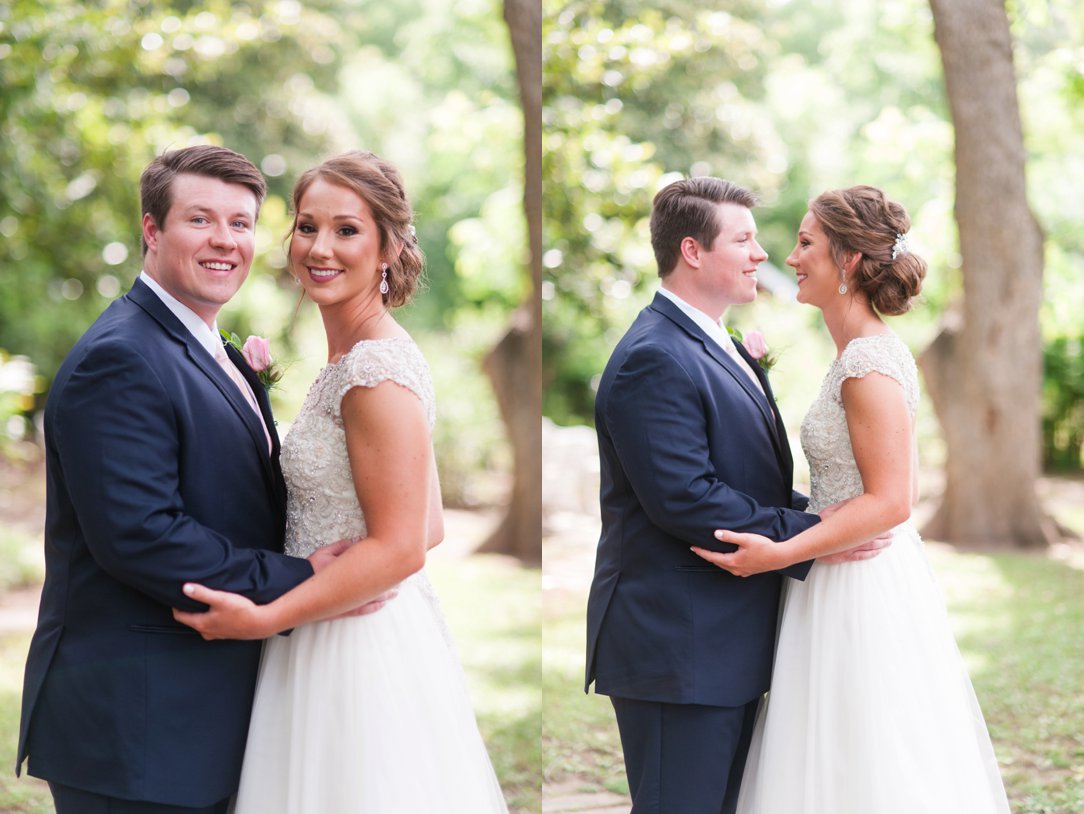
478,0,542,561
924,0,1054,546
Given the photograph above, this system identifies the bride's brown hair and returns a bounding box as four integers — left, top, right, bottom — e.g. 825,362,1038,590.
810,185,926,316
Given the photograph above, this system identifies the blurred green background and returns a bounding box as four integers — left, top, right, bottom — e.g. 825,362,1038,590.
0,1,539,811
0,0,531,509
542,0,1084,480
541,1,1084,811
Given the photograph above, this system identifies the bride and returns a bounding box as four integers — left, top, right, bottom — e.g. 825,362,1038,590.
174,151,508,813
693,185,1011,813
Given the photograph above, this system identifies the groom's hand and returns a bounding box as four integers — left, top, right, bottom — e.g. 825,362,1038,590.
818,536,891,564
816,499,893,564
307,537,359,573
329,587,401,620
305,539,399,617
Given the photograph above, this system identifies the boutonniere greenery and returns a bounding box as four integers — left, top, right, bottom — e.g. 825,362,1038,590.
220,330,285,389
726,327,779,372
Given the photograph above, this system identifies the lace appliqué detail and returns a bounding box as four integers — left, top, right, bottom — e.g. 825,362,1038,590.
281,338,435,559
800,334,919,514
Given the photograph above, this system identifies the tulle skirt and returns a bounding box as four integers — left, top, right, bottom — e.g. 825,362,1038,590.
737,524,1011,814
231,571,508,814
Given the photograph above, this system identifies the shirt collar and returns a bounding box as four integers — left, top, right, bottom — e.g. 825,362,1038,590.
139,271,223,359
657,287,733,350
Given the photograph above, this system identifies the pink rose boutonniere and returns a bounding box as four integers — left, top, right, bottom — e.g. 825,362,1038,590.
220,330,285,389
727,327,779,371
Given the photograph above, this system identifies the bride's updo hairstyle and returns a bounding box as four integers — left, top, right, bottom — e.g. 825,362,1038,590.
289,151,424,308
810,185,926,316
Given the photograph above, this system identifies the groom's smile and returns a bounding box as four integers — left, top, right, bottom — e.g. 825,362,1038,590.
142,173,258,327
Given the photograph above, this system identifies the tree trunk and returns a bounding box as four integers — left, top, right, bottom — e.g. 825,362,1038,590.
478,0,542,561
923,0,1055,546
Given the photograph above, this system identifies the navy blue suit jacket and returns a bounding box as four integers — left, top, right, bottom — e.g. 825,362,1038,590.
585,293,819,708
17,279,314,806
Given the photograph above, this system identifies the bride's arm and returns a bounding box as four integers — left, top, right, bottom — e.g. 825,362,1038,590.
693,372,913,575
174,380,432,639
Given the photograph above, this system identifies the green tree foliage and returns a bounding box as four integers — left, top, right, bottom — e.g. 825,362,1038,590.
544,0,1084,459
543,0,948,424
1,0,526,499
0,0,339,383
543,1,777,421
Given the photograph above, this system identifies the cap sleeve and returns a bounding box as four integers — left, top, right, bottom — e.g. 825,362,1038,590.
836,336,920,416
331,339,436,428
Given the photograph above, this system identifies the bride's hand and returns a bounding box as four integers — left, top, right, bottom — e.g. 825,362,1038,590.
690,530,787,577
172,583,272,641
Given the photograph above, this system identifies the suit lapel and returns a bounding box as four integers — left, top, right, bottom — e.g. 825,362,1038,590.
223,343,280,453
128,280,276,469
650,295,786,460
739,342,795,478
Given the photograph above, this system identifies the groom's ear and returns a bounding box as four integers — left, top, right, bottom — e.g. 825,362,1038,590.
142,213,161,253
679,236,702,268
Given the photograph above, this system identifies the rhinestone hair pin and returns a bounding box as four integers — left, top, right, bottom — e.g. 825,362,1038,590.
891,232,910,261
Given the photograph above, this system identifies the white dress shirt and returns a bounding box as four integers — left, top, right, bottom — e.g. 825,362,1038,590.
657,287,765,394
139,271,224,358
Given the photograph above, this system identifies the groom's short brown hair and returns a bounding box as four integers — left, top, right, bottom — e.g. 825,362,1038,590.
650,177,757,277
139,145,267,256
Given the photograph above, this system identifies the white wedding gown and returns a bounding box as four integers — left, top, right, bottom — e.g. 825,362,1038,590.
737,334,1011,814
231,338,508,814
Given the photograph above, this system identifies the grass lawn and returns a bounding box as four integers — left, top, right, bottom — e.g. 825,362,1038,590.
544,538,1084,812
428,550,541,814
0,537,541,814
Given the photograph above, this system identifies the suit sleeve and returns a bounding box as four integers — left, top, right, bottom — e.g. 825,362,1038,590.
604,344,819,563
51,340,313,610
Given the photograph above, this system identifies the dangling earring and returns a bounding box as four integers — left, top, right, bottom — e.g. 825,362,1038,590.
379,263,390,296
838,269,848,295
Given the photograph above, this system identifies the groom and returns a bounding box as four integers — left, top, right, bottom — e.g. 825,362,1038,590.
17,145,348,814
586,177,835,813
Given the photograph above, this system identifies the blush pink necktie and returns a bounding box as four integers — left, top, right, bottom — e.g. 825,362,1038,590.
214,346,273,454
719,332,765,396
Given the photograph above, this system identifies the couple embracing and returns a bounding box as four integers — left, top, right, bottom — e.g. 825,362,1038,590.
17,145,508,813
586,177,1012,813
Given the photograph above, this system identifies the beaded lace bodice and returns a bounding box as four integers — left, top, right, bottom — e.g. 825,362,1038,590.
800,334,919,514
281,338,435,558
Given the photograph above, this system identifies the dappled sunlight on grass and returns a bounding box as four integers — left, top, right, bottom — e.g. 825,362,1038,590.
959,553,1084,813
543,526,1084,813
427,553,541,814
925,542,1015,675
542,586,628,798
0,631,52,813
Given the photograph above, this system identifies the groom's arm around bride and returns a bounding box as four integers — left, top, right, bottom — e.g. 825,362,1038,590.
584,177,822,814
16,145,348,814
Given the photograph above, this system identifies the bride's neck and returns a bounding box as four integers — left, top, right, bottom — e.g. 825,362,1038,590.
320,302,396,363
821,297,885,356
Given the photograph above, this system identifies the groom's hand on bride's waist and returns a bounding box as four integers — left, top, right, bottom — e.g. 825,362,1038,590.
307,537,359,572
331,588,400,619
306,537,400,617
817,537,891,564
816,499,893,564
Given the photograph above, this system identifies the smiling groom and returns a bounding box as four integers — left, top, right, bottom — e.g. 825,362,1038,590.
17,145,342,814
585,177,821,814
